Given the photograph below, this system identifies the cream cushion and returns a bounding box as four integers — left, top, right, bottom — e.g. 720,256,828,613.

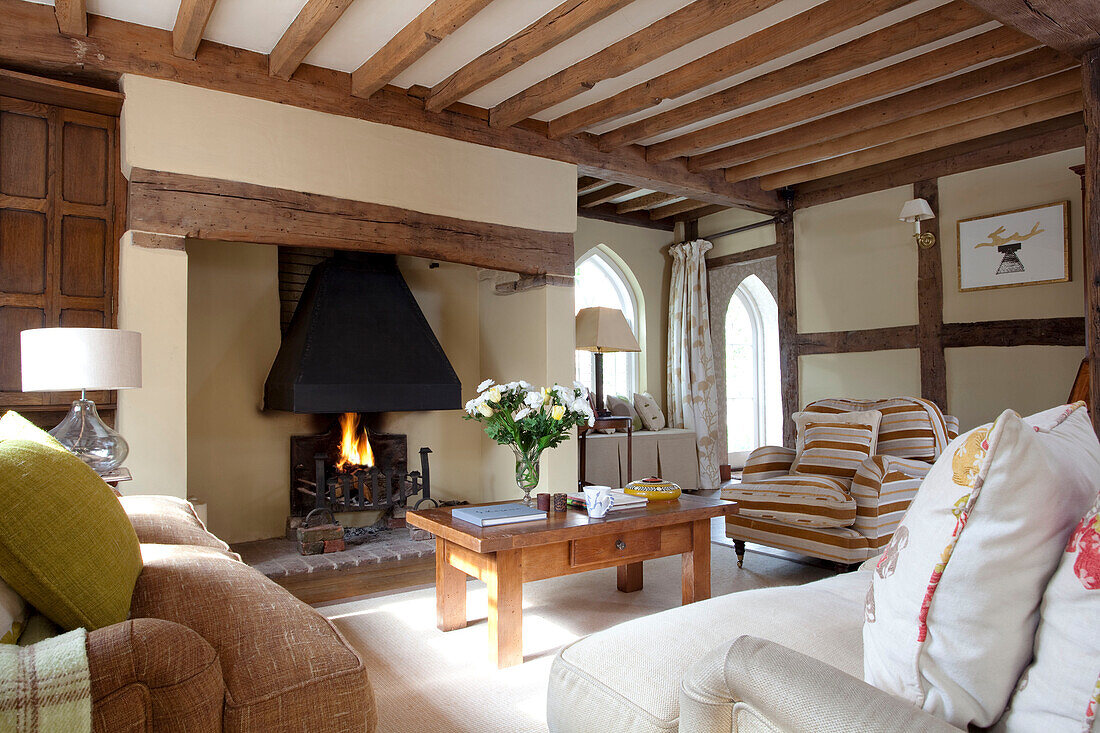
606,395,641,431
863,403,1100,728
793,409,882,458
633,392,666,431
547,570,868,733
995,489,1100,732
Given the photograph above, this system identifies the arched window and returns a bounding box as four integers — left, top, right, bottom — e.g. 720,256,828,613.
726,275,781,466
575,249,639,400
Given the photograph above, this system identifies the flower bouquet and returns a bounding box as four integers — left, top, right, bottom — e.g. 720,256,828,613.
464,379,595,504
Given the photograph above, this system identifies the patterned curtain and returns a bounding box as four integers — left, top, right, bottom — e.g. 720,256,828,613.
667,240,721,489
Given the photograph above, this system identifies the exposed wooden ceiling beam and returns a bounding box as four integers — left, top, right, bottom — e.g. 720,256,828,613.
726,70,1080,182
425,0,634,113
596,0,989,151
172,0,218,59
649,26,1037,163
547,0,912,139
693,46,1076,172
650,198,712,219
761,92,1082,189
577,176,603,194
578,203,675,231
616,191,678,213
0,0,781,212
53,0,85,36
963,0,1100,56
673,204,726,222
488,0,787,129
579,183,641,207
791,113,1084,208
351,0,494,99
269,0,356,80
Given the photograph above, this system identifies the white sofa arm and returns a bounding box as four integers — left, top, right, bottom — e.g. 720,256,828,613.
680,636,960,733
741,446,796,483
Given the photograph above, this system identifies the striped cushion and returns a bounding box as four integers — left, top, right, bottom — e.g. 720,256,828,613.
804,397,950,461
722,474,856,528
790,422,876,485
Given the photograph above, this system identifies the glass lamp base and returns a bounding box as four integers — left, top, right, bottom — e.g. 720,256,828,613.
50,398,128,473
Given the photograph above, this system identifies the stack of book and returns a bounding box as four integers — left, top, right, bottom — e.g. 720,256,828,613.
451,503,547,527
566,489,648,513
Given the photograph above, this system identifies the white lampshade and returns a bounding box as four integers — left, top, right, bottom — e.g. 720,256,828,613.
899,198,935,223
20,328,142,392
575,307,641,353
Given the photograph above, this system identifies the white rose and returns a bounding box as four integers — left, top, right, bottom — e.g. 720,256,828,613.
477,378,495,392
524,391,543,409
572,398,592,417
514,407,532,421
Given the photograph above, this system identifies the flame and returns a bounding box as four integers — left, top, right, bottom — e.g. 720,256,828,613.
336,412,374,471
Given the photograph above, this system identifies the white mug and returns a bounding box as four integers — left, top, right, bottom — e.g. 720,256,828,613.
583,485,615,518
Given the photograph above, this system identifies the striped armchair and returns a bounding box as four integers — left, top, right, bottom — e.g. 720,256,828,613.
723,398,959,567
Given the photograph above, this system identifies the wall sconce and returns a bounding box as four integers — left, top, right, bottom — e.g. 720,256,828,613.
899,198,936,249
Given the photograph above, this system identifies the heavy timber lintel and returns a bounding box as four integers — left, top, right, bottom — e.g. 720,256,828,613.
0,0,782,214
127,168,575,276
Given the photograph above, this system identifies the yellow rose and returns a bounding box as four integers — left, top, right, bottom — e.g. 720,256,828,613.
487,387,502,403
541,387,551,404
551,404,566,420
477,403,494,418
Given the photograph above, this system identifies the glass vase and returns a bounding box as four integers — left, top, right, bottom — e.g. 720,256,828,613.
511,444,543,505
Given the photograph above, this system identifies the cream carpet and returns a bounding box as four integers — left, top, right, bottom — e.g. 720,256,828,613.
321,543,830,733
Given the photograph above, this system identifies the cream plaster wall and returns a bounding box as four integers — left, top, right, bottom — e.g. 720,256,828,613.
573,217,672,409
946,346,1083,430
940,148,1085,323
116,232,188,499
119,75,576,233
799,350,922,409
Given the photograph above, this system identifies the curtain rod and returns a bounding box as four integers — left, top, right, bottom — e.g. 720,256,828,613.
703,217,777,240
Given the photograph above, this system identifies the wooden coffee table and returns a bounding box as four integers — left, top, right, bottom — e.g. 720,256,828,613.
406,494,738,668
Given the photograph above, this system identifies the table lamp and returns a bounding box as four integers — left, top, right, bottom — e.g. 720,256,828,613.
575,307,640,416
20,328,142,473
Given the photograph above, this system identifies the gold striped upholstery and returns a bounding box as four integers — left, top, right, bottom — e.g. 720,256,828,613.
741,446,796,482
790,422,876,485
850,455,932,543
725,515,874,564
721,475,856,528
803,397,951,461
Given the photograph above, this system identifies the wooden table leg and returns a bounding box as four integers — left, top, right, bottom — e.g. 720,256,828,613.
435,538,467,632
486,548,523,668
681,519,712,605
617,561,643,592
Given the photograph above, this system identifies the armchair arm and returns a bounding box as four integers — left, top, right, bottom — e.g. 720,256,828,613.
89,618,224,733
680,636,960,733
850,455,931,544
741,446,796,483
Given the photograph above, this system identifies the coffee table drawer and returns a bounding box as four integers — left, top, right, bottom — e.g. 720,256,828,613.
570,527,661,567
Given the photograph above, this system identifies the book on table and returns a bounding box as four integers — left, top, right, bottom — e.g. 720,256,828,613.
566,489,648,512
451,503,548,527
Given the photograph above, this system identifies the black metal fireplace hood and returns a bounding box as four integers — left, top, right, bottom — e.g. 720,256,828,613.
264,253,461,413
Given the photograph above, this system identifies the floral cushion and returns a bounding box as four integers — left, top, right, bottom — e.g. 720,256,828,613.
863,403,1100,728
996,490,1100,732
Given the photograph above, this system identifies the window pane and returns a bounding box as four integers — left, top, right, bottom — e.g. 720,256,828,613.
574,252,638,398
725,296,757,453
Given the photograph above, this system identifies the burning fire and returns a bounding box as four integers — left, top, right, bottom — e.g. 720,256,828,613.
336,412,374,471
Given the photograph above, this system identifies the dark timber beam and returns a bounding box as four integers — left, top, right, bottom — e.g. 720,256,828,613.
53,0,86,36
1085,47,1100,433
941,318,1086,347
127,169,575,276
963,0,1100,57
577,204,675,232
796,326,919,355
776,214,798,447
915,179,947,411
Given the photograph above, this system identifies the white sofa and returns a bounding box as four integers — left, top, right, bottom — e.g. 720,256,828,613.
547,569,953,732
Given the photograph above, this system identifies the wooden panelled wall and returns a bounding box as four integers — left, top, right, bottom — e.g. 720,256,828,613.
0,90,122,424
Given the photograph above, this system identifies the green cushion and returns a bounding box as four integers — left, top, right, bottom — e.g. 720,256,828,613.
0,438,141,630
0,411,66,451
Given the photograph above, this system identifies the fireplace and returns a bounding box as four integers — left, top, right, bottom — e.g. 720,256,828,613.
289,412,433,517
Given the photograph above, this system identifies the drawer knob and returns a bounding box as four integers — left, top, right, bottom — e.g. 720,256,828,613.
615,539,626,550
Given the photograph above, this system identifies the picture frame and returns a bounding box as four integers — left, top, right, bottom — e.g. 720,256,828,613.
956,201,1070,292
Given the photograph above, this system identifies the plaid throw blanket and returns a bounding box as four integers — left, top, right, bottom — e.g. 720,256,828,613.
0,629,90,732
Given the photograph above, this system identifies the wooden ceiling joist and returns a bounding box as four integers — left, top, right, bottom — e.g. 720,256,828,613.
649,198,712,219
596,0,989,151
725,70,1081,182
616,191,678,213
963,0,1100,57
792,113,1085,207
674,204,726,222
761,91,1083,189
649,26,1038,164
547,0,911,139
52,0,85,36
172,0,219,59
488,0,787,129
577,176,604,194
696,46,1076,172
269,0,356,80
578,203,675,231
578,183,640,207
351,0,495,99
425,0,634,113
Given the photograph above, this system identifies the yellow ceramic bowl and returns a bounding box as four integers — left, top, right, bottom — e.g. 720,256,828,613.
624,476,682,501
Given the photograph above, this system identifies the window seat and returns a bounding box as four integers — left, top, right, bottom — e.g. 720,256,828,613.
581,428,699,490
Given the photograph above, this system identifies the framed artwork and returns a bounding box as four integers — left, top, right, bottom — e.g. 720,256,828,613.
957,201,1069,292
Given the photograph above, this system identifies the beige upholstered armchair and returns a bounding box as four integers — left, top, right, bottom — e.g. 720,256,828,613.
722,398,959,568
